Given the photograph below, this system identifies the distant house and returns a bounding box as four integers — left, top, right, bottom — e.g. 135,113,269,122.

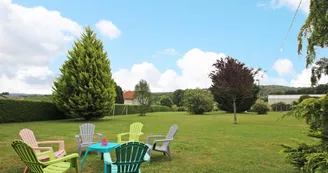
123,91,138,105
268,94,325,105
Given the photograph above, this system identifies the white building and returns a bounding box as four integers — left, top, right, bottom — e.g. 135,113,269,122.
268,94,325,105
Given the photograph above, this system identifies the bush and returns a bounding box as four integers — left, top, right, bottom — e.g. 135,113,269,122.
299,94,312,103
184,89,214,114
0,99,66,123
252,103,269,114
159,96,173,108
150,105,172,112
177,106,186,111
171,104,178,111
271,102,291,111
112,104,172,115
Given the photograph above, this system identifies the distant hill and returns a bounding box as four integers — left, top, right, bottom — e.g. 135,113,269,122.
259,85,297,96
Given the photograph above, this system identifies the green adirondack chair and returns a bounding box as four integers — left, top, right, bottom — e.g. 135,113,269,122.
103,142,150,173
117,122,144,144
11,140,79,173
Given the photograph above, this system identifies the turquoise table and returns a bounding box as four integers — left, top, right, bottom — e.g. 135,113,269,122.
81,142,120,168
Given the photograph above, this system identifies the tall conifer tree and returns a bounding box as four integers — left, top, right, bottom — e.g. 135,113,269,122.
52,26,116,120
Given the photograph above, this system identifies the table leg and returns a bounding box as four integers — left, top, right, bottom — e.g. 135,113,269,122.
101,152,103,160
80,149,89,168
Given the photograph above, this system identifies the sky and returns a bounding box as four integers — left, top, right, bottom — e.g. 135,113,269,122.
0,0,327,94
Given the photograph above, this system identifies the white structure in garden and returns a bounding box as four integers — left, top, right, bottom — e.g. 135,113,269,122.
268,94,325,105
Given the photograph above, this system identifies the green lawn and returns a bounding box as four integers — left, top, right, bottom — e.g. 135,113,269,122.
0,111,315,173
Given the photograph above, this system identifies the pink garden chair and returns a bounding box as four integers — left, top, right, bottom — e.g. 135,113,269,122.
19,128,66,173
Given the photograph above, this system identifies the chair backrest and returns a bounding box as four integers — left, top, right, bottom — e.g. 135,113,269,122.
12,140,44,173
129,122,143,141
19,128,40,153
79,123,95,143
114,142,149,173
162,124,178,149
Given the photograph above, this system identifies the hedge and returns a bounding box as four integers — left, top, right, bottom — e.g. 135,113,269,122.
113,104,173,115
0,99,66,123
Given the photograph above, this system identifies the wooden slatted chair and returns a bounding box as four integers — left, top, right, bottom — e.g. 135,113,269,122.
117,122,144,144
103,142,150,173
11,140,79,173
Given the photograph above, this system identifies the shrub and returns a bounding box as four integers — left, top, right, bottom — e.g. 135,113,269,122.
252,103,269,114
280,95,328,172
0,99,66,123
177,106,186,112
112,104,172,115
150,105,172,112
184,89,214,114
271,102,291,111
299,94,312,103
159,96,173,108
134,79,152,116
171,104,178,111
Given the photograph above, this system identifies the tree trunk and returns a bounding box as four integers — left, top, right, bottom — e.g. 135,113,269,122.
233,99,237,124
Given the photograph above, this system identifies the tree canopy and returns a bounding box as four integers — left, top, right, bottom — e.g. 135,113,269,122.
134,79,152,116
172,89,185,107
114,82,124,104
183,88,214,114
298,0,328,67
209,56,259,123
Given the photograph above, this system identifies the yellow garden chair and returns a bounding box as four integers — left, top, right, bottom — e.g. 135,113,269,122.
117,122,144,144
11,140,79,173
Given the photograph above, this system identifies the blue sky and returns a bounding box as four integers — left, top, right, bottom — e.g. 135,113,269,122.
1,0,327,94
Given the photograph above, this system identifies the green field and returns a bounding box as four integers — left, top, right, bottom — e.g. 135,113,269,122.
0,111,315,173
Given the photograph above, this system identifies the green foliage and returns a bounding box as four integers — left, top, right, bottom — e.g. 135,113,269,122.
270,90,285,95
299,94,312,103
172,89,185,107
271,102,291,112
134,79,152,116
183,88,214,114
280,94,328,172
24,95,52,102
52,26,116,120
113,104,172,115
114,82,124,104
214,85,260,113
150,105,172,112
0,99,65,123
159,96,173,107
311,58,328,86
252,102,269,114
177,106,186,112
152,92,173,104
171,104,178,111
297,0,328,67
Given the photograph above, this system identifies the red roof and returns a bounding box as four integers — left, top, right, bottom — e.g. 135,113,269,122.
123,91,135,100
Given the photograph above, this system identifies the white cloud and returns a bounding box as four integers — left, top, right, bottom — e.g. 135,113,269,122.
290,67,328,87
0,0,82,94
272,58,294,76
255,70,289,86
96,20,121,39
268,0,310,14
114,48,225,92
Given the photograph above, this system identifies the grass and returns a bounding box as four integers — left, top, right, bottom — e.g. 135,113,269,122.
0,111,315,173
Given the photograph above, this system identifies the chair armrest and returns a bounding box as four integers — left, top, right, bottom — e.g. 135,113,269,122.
103,153,112,164
143,153,150,162
117,133,129,137
36,150,55,160
38,140,65,151
153,138,173,149
42,153,79,165
153,138,173,143
95,133,103,142
75,135,81,144
33,147,53,151
146,135,166,144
